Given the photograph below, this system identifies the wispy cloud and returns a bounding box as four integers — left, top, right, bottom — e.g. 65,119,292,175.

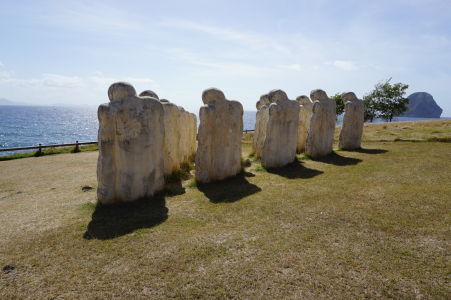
331,60,359,71
0,62,12,79
161,20,291,55
41,2,140,33
279,64,302,71
167,48,279,77
0,69,156,91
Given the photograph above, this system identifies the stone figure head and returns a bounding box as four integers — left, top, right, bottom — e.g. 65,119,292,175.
296,95,312,105
342,92,359,103
310,89,329,102
139,90,159,99
256,94,271,110
108,82,137,101
268,89,289,103
202,88,226,105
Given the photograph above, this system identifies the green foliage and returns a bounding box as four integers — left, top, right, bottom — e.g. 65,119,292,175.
364,78,409,122
165,162,193,183
331,93,345,115
241,158,252,168
362,96,378,122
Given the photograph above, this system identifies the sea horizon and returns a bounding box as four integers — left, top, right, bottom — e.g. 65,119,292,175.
1,105,449,154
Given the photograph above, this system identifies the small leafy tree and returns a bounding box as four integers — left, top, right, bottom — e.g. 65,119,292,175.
331,93,344,115
365,78,409,122
362,96,377,122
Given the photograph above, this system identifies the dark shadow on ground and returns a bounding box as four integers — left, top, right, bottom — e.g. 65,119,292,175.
266,160,323,179
197,172,261,203
83,194,168,240
164,180,186,197
351,148,388,154
315,151,362,166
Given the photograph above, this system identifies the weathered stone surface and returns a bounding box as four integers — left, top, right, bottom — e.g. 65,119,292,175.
108,82,136,101
253,94,270,159
180,109,197,163
305,89,336,158
253,89,300,168
296,95,314,153
97,82,165,204
195,88,243,183
140,91,197,176
339,92,364,150
139,90,159,99
159,99,184,176
256,94,270,110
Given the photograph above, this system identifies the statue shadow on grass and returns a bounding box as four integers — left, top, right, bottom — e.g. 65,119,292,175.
314,151,362,166
197,172,261,203
266,159,324,179
352,148,388,154
83,194,168,240
164,180,186,197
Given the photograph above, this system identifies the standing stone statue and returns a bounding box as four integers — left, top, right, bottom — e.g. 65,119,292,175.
139,90,159,99
305,89,336,158
195,88,243,183
296,95,314,153
253,94,270,159
179,109,197,163
97,83,165,204
160,99,184,176
339,92,364,150
253,90,300,168
139,90,197,175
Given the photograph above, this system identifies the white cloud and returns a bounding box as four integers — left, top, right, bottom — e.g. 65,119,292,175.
42,2,140,33
332,60,359,71
0,69,154,89
167,48,278,77
161,20,291,55
38,74,84,88
279,64,301,71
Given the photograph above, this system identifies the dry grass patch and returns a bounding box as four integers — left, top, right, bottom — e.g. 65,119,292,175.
0,120,450,299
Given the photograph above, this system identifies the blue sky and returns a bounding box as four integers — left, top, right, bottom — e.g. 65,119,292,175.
1,0,450,115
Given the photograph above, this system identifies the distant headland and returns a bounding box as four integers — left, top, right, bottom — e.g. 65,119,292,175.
403,92,443,118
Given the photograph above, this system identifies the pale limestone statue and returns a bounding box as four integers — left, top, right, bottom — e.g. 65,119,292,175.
140,90,197,174
195,88,243,183
305,89,336,158
253,90,300,168
159,99,184,176
180,109,197,163
296,95,314,153
139,90,159,99
253,94,270,159
97,82,165,204
339,92,364,150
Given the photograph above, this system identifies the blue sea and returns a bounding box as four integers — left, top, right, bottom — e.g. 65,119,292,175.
0,105,449,155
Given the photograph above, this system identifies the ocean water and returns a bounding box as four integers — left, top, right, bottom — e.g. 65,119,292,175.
0,105,448,155
0,106,98,151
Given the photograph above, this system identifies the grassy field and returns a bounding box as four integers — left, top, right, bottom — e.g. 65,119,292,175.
0,120,450,299
0,144,98,161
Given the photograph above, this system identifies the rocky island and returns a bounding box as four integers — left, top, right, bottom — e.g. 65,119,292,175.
403,92,443,118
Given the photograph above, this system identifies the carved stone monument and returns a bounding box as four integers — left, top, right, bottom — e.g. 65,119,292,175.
139,90,197,175
179,109,197,163
339,92,364,150
160,99,184,176
195,88,243,183
296,95,314,153
97,83,165,204
253,90,300,168
305,89,336,158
